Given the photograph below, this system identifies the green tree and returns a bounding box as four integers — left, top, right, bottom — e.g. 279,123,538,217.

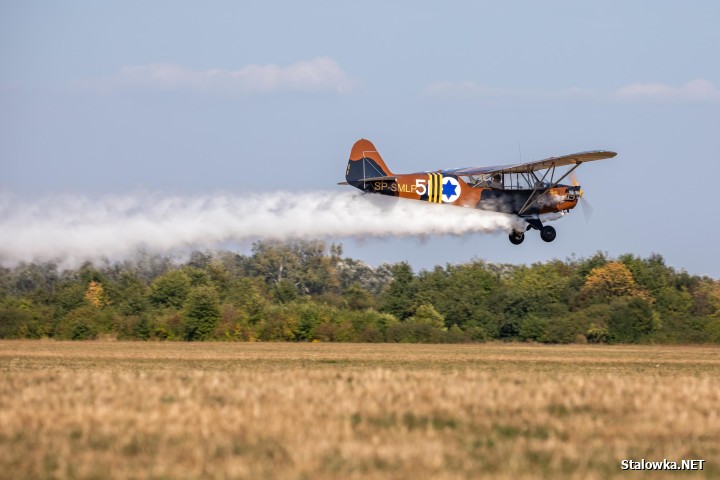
56,305,101,340
54,281,87,314
381,262,418,320
256,304,300,341
655,286,693,317
619,253,672,297
114,273,149,316
272,279,298,304
690,279,720,317
489,263,570,339
608,297,660,343
343,283,377,310
292,240,341,295
132,316,151,340
294,299,335,341
336,258,393,295
0,301,34,338
346,309,398,342
519,315,548,342
183,267,211,287
183,286,221,341
586,323,609,344
150,270,191,309
435,262,498,329
226,277,268,319
542,316,583,344
247,240,340,296
206,260,232,296
407,304,445,330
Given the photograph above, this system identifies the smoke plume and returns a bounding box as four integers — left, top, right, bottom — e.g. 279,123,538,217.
0,191,515,267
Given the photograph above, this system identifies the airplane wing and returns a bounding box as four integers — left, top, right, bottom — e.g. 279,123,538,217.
443,150,617,176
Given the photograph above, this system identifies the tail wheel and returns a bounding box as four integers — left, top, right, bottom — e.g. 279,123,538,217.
540,225,556,242
509,232,525,245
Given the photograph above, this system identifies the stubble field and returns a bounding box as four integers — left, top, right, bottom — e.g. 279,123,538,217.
0,341,718,479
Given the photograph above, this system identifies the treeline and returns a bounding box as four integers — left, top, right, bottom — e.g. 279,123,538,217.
1,241,719,343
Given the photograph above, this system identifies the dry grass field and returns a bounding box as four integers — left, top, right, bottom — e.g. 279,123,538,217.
1,341,718,479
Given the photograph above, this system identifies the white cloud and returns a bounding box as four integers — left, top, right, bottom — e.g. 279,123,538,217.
615,79,720,102
94,57,357,95
424,79,720,103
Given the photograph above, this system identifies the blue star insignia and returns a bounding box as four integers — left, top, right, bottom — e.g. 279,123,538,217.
442,179,457,198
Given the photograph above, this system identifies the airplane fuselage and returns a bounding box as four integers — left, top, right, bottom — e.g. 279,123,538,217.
348,173,579,216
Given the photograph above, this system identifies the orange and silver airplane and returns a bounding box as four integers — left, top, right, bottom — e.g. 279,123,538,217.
340,139,617,244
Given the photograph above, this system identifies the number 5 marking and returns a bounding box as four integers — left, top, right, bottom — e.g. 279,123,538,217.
415,179,426,196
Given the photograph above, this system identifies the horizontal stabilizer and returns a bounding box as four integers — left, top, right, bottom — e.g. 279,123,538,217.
338,175,396,186
357,175,397,182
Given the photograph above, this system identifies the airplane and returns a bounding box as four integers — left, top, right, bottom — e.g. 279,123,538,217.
339,138,617,244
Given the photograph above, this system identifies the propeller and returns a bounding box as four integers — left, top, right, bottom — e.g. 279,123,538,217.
570,173,594,221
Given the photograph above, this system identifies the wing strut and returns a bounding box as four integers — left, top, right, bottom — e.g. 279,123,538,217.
518,163,581,216
517,166,553,215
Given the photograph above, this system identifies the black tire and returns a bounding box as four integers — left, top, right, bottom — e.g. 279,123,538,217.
540,225,556,242
509,232,524,245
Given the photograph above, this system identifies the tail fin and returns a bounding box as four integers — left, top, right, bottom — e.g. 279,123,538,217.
345,139,394,183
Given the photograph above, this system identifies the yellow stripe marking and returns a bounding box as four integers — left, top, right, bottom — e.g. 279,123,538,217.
427,174,433,202
426,173,444,203
437,174,443,204
432,174,437,203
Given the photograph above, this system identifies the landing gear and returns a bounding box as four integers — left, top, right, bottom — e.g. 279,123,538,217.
511,218,558,244
540,225,556,243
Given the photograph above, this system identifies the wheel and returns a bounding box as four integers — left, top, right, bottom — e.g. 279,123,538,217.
509,232,524,245
540,225,556,242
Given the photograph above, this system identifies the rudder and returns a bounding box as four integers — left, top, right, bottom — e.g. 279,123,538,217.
345,139,394,183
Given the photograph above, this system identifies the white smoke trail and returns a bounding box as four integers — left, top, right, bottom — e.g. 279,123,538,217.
0,191,515,267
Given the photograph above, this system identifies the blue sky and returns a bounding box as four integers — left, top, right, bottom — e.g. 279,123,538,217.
2,1,719,276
